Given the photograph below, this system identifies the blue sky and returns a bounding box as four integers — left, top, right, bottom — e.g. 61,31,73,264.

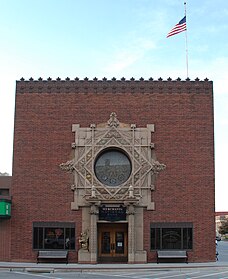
0,0,227,211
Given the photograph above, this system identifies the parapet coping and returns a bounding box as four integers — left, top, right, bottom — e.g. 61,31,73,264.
17,77,211,82
16,77,213,95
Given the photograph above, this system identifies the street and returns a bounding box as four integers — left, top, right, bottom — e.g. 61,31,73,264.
217,240,228,262
1,268,228,279
0,241,227,279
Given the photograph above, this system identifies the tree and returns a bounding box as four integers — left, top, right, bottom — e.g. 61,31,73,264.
0,172,10,176
219,218,228,235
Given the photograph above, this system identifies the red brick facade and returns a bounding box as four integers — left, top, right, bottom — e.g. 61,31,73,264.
8,77,215,263
0,176,11,261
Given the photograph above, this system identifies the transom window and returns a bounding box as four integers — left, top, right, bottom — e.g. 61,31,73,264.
150,223,193,250
33,222,75,250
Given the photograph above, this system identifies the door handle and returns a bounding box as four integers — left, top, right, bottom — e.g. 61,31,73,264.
111,243,115,251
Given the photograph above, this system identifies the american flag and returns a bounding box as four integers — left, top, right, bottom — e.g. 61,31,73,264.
167,16,187,38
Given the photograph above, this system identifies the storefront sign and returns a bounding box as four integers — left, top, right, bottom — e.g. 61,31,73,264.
99,206,126,221
0,200,11,218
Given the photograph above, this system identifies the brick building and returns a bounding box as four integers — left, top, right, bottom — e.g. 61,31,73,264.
0,175,11,261
1,77,215,263
215,212,228,237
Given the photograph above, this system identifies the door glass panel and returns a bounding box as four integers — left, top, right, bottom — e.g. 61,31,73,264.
101,232,111,254
115,232,124,254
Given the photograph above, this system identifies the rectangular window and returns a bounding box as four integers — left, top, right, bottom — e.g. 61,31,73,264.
0,189,10,196
150,223,193,250
33,222,75,250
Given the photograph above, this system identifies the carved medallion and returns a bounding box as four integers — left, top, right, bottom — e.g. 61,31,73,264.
60,112,166,209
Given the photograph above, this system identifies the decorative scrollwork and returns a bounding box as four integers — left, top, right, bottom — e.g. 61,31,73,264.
59,160,74,172
151,161,166,174
71,184,77,191
90,205,99,215
126,205,135,215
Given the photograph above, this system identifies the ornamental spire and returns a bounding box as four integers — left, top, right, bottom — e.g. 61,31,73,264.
107,112,119,127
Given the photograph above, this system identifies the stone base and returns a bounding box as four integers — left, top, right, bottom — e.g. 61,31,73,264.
78,249,91,263
134,251,147,263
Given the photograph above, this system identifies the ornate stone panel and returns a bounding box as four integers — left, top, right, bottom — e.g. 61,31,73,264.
60,112,165,210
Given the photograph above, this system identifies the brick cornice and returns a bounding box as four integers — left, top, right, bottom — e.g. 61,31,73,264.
16,77,213,95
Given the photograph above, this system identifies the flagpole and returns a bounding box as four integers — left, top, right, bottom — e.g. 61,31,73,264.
184,2,189,78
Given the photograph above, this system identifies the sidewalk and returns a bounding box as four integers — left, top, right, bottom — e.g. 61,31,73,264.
0,261,228,273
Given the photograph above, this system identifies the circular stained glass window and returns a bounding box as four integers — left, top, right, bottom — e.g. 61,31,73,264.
94,149,132,186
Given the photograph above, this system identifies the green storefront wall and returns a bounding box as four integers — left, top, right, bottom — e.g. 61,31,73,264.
0,200,11,218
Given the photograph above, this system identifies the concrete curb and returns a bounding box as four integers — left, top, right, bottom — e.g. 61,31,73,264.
0,261,228,272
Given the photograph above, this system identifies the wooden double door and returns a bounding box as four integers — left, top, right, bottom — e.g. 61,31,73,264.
98,223,128,262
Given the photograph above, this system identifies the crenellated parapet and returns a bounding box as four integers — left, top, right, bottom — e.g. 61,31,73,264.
16,77,213,95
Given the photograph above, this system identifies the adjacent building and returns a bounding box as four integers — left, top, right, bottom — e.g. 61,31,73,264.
215,211,228,237
0,175,11,261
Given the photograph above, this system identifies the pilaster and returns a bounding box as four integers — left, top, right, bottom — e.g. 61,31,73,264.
90,204,99,263
127,204,135,263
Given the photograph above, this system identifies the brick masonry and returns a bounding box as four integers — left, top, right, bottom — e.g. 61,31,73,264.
10,77,215,262
0,176,11,261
